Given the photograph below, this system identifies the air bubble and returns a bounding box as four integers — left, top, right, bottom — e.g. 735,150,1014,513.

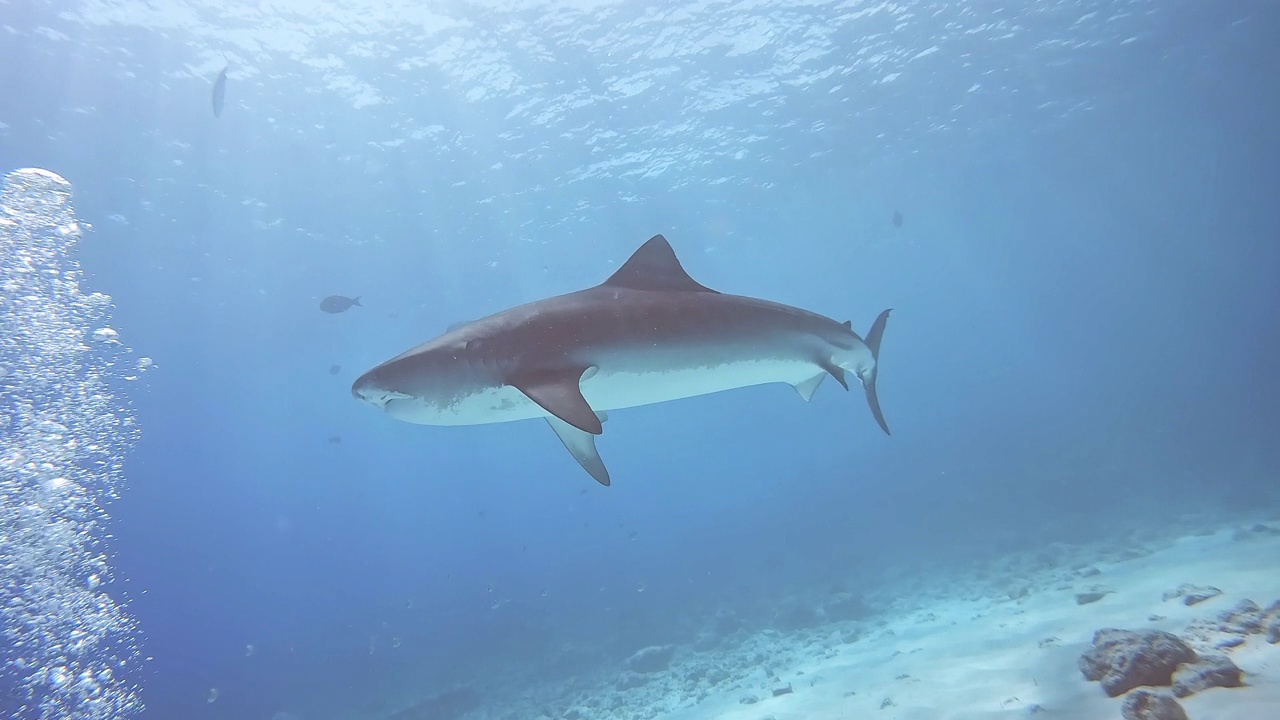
91,328,119,343
1,169,143,719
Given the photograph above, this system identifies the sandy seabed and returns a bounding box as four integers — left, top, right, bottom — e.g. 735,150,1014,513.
467,519,1280,720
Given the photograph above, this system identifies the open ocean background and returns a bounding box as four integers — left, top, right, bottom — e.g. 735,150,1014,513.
1,1,1279,719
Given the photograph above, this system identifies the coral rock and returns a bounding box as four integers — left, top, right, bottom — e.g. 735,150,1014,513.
1217,599,1265,634
1161,584,1223,606
1121,689,1188,720
1172,654,1242,697
624,645,675,673
1079,629,1197,697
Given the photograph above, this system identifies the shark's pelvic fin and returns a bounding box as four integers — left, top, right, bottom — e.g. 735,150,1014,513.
602,234,720,294
819,359,849,391
545,413,611,486
858,309,893,436
509,367,604,434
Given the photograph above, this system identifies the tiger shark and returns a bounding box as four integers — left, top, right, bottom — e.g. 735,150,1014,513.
352,234,891,486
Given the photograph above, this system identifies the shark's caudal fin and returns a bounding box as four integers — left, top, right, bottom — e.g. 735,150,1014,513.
859,309,892,436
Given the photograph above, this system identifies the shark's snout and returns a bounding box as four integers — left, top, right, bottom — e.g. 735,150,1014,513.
352,369,416,410
351,371,382,405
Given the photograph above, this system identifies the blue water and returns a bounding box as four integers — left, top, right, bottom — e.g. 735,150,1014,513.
2,1,1279,719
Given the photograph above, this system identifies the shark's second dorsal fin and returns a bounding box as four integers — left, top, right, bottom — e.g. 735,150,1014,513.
602,235,719,293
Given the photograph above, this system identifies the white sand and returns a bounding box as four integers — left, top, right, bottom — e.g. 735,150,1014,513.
642,523,1280,720
442,520,1280,720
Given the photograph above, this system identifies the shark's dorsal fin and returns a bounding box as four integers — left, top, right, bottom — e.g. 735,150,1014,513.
602,235,719,293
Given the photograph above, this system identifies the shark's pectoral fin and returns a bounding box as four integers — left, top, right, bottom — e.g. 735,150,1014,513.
545,413,611,486
793,373,826,402
509,367,604,435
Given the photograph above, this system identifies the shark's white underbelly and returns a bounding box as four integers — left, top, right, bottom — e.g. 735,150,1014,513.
384,357,821,427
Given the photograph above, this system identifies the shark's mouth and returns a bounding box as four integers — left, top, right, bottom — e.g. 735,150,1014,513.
355,388,414,409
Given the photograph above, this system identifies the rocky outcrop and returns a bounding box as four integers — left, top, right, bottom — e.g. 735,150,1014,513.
1076,590,1112,605
1084,595,1280,713
616,671,647,690
1266,600,1280,644
1171,654,1242,697
624,645,675,673
1182,596,1280,650
1161,584,1222,606
1216,599,1265,634
1079,629,1196,697
1121,689,1188,720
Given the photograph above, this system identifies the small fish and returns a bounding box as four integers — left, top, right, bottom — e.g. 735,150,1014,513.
892,210,903,228
320,295,362,314
212,65,228,118
328,364,342,375
327,435,342,445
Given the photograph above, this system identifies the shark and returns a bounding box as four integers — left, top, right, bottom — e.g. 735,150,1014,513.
352,234,891,486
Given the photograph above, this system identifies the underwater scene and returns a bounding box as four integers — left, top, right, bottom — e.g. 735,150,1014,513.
2,1,1279,719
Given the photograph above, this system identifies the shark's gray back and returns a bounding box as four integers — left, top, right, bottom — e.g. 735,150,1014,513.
491,284,852,371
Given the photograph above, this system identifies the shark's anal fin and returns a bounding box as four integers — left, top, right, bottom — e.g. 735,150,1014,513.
509,367,603,434
546,413,611,486
795,357,851,400
793,372,826,402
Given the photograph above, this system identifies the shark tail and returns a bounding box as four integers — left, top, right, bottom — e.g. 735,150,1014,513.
860,309,892,436
353,296,363,307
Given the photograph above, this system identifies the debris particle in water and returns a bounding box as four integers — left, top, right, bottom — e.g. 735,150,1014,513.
212,65,228,118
